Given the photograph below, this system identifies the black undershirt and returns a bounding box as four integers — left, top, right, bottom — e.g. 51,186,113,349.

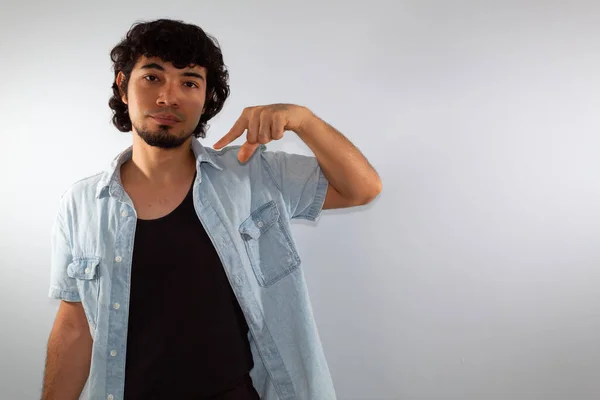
123,177,257,399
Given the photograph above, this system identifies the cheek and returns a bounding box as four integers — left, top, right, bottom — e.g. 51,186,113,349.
190,100,206,122
125,89,147,119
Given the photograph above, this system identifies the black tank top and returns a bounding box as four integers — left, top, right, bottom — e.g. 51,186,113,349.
123,176,258,399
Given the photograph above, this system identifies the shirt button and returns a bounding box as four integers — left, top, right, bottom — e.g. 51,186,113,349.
84,267,90,274
110,350,117,357
121,210,128,217
257,221,264,228
113,303,120,310
108,395,114,400
115,256,122,263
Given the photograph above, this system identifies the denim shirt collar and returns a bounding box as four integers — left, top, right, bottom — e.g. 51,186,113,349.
95,138,223,199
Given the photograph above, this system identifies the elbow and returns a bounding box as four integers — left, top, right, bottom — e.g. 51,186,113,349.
357,177,382,206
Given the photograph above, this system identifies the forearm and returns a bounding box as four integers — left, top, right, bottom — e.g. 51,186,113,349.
41,325,92,400
296,109,382,203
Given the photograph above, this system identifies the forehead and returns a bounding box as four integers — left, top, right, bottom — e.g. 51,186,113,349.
133,56,207,76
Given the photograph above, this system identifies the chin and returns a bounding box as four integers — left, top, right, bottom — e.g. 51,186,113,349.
134,124,192,149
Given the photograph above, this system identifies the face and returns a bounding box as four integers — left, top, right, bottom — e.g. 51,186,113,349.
117,56,207,149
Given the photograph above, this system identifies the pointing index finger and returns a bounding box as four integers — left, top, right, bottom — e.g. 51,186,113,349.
213,115,248,149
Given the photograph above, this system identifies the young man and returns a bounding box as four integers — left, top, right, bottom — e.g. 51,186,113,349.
42,18,381,400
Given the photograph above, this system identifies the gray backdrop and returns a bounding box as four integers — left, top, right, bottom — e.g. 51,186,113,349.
1,1,600,399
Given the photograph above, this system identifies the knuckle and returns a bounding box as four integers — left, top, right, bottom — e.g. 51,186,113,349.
258,135,270,144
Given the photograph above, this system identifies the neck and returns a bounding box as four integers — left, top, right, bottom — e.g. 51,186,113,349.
122,134,196,187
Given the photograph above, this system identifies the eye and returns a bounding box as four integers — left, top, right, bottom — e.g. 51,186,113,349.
143,75,158,82
184,81,199,88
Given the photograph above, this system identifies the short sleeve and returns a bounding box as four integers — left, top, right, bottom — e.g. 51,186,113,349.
48,209,80,302
260,151,329,221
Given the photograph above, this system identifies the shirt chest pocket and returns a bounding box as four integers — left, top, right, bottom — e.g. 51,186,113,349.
67,257,100,331
239,201,301,287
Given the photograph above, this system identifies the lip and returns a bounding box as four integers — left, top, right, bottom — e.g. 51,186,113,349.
151,114,181,124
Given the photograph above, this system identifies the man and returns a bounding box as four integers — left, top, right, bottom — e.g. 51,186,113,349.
42,18,381,400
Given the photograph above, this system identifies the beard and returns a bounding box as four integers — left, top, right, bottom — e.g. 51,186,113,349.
133,122,193,149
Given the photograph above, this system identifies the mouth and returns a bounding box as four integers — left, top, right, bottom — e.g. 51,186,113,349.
150,114,182,125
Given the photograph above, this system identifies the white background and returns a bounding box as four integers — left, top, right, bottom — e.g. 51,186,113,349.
1,1,600,399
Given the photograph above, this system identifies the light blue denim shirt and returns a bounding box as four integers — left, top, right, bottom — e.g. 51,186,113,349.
48,138,336,400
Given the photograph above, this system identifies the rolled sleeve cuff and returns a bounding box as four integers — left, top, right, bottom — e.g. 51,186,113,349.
49,287,81,302
299,168,329,222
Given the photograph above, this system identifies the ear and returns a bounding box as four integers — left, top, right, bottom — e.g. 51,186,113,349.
116,72,128,104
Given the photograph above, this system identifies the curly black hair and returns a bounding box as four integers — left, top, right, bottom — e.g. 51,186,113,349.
108,19,230,138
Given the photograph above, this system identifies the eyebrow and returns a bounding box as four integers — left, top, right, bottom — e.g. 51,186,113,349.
140,63,205,80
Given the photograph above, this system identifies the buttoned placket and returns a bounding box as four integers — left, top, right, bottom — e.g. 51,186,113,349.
105,180,137,400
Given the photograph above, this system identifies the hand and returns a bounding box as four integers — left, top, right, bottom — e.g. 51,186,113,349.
213,104,311,163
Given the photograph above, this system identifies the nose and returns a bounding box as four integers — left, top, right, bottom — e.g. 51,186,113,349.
156,82,180,108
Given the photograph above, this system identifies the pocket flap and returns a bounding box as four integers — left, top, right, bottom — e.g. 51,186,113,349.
67,257,100,280
239,201,280,240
